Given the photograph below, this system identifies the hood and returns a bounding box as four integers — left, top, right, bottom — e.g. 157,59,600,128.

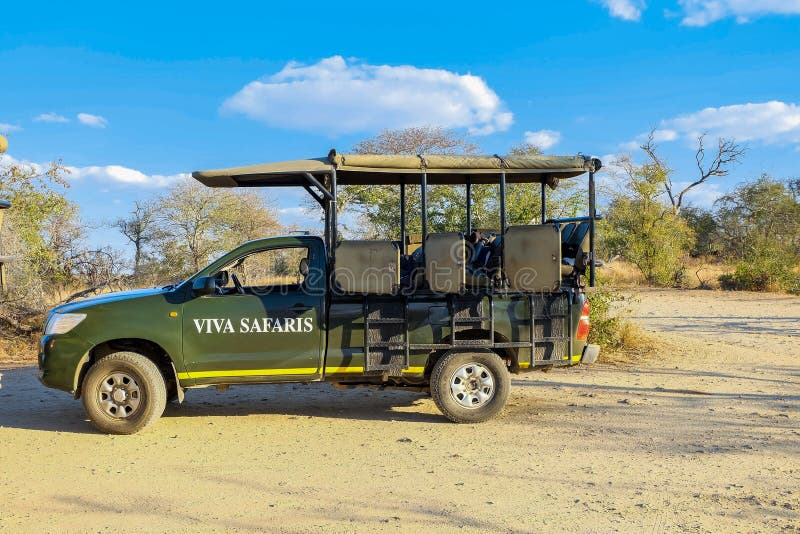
50,287,170,314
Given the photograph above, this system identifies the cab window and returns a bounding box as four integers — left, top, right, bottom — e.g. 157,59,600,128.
216,246,309,293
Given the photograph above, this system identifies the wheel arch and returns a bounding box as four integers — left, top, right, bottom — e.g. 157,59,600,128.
423,329,520,376
75,338,182,402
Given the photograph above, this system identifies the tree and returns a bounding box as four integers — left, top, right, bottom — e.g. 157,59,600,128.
715,175,800,293
115,200,161,280
503,143,587,224
681,206,719,257
640,130,746,215
0,159,124,335
338,127,482,238
351,126,478,156
336,129,584,239
603,154,694,285
151,179,281,280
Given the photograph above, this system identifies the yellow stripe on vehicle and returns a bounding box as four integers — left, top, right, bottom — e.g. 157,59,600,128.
324,366,426,375
177,367,319,380
324,366,364,374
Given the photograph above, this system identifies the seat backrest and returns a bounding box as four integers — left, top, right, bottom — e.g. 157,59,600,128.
563,221,589,259
334,240,400,294
560,222,577,244
504,224,562,292
425,232,466,294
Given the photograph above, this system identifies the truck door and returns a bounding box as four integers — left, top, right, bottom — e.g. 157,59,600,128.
181,240,325,383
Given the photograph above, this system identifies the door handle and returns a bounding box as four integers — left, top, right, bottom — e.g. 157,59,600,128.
288,305,313,314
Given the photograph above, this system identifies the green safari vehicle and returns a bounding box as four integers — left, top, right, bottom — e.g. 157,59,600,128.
38,151,602,434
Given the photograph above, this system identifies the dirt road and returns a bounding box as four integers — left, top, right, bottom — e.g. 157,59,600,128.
1,289,798,532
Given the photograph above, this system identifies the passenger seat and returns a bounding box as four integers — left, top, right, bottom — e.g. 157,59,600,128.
425,232,466,294
334,241,400,294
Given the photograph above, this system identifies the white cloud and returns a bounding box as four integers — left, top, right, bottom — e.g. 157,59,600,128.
34,112,69,123
679,0,800,26
71,165,186,187
523,129,562,150
0,153,184,187
278,207,311,217
222,55,513,135
660,101,800,145
77,113,108,128
600,0,646,21
0,123,22,133
620,101,800,151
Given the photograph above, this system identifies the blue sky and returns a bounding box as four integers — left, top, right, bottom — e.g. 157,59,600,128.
1,0,799,253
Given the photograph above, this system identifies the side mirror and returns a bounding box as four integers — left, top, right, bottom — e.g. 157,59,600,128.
192,276,217,297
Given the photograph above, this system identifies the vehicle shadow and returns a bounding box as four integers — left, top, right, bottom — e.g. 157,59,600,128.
162,381,445,424
0,366,445,434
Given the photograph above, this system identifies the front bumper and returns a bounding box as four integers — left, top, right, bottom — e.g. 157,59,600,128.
38,333,93,394
581,344,600,364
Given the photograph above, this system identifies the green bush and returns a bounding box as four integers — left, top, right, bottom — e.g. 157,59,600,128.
587,287,623,349
719,249,800,294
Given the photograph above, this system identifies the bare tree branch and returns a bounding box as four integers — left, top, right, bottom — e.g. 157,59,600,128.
675,134,746,213
640,130,676,209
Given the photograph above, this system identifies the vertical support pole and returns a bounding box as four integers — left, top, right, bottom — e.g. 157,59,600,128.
465,178,472,236
499,172,507,233
400,183,407,254
324,201,330,255
330,168,338,265
420,172,428,263
499,172,507,283
588,170,596,287
540,182,547,223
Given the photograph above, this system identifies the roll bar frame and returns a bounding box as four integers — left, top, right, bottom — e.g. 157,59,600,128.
297,160,599,287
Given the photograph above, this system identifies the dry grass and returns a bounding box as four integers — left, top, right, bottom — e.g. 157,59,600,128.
599,259,646,286
599,257,734,289
599,322,666,365
0,337,37,366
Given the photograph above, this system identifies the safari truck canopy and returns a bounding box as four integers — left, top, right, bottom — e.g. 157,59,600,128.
193,153,598,186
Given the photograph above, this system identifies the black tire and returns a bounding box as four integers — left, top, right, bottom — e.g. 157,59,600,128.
81,351,167,435
430,349,510,423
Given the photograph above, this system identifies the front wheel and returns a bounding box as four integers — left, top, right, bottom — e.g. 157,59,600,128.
81,351,167,435
430,350,510,423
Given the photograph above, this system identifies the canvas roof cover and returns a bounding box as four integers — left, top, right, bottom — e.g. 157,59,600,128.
193,153,601,188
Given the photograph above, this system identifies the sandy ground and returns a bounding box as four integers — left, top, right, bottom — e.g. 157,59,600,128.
0,289,798,532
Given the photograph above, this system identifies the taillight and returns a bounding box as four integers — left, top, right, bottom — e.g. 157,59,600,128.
576,300,590,341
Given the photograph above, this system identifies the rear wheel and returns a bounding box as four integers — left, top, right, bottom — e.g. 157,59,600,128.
430,350,510,423
81,351,167,435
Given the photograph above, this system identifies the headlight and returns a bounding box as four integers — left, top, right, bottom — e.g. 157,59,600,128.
44,313,87,335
